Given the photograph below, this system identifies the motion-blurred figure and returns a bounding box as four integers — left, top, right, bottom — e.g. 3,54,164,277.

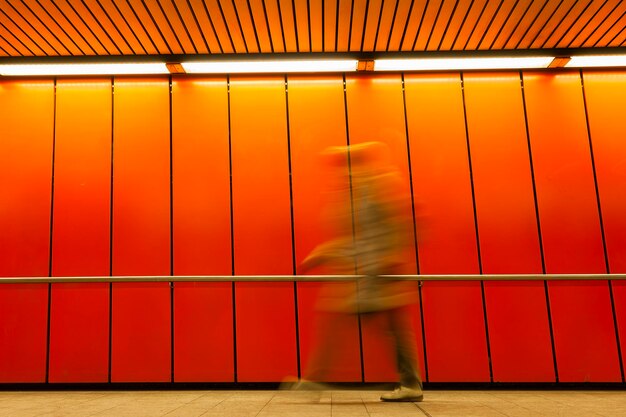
299,141,423,402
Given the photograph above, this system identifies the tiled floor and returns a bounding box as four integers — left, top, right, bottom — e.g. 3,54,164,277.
0,389,625,417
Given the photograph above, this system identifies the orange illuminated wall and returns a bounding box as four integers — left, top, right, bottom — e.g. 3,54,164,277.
1,69,625,384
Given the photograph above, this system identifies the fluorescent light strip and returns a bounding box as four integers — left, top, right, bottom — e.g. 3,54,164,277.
0,63,169,76
566,55,626,68
183,59,358,73
375,56,554,71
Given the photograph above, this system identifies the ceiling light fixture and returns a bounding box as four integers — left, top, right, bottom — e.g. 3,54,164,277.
182,59,358,74
374,56,555,71
0,63,169,76
565,55,626,68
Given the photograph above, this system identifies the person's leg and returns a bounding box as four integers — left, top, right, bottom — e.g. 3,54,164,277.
380,306,423,402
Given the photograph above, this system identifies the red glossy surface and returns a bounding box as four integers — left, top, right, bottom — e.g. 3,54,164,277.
523,71,620,382
230,76,297,381
463,72,554,382
404,73,489,382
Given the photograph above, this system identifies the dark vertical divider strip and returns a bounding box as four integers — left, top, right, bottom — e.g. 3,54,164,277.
45,77,58,384
519,70,559,382
342,73,365,383
109,76,115,384
580,69,625,382
401,73,429,382
227,75,238,382
284,75,302,379
459,71,493,382
169,75,175,383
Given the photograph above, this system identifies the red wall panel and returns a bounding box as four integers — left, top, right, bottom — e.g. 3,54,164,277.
404,73,489,382
523,71,621,382
230,76,297,381
582,69,626,376
48,79,112,382
111,77,171,382
288,74,361,382
345,73,424,382
463,72,554,382
171,76,234,382
0,80,54,382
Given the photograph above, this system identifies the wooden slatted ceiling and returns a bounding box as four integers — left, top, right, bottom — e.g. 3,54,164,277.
0,0,625,57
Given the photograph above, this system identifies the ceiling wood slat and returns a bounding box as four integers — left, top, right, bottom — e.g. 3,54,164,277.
560,0,609,48
335,0,351,52
202,0,235,53
263,0,286,53
70,0,131,55
451,0,487,50
425,0,459,51
529,0,577,48
248,0,274,53
0,0,624,59
23,0,83,55
122,0,170,54
400,0,427,51
160,0,200,54
581,1,626,47
516,0,562,49
438,0,473,50
0,3,49,55
102,0,155,54
231,0,260,53
293,0,311,52
374,0,398,51
362,0,383,51
386,0,413,51
349,0,366,51
480,0,521,50
595,8,626,47
37,0,96,55
323,0,337,51
309,0,323,52
277,0,297,52
503,0,548,50
9,1,70,55
543,0,594,48
141,1,185,54
173,0,211,53
464,0,503,50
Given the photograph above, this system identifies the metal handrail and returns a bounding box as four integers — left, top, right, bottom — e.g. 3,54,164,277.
0,273,625,283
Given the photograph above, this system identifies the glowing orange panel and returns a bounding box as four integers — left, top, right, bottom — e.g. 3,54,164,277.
171,76,234,381
345,74,424,382
582,70,626,372
288,75,361,381
48,79,112,383
0,80,53,382
230,76,297,381
111,77,171,382
463,72,554,382
523,70,620,382
404,73,489,382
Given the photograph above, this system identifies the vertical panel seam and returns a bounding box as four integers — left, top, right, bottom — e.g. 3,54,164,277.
109,76,115,384
227,75,238,382
519,70,559,382
401,73,429,382
284,75,302,379
46,77,58,384
343,73,365,382
580,69,625,382
459,71,493,382
169,75,175,383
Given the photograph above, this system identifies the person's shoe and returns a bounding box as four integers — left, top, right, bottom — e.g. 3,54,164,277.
380,386,424,402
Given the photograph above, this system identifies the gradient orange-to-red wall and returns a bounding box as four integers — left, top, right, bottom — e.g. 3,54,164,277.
1,70,625,384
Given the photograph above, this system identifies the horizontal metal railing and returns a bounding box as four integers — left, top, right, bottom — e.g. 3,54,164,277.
0,273,625,283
